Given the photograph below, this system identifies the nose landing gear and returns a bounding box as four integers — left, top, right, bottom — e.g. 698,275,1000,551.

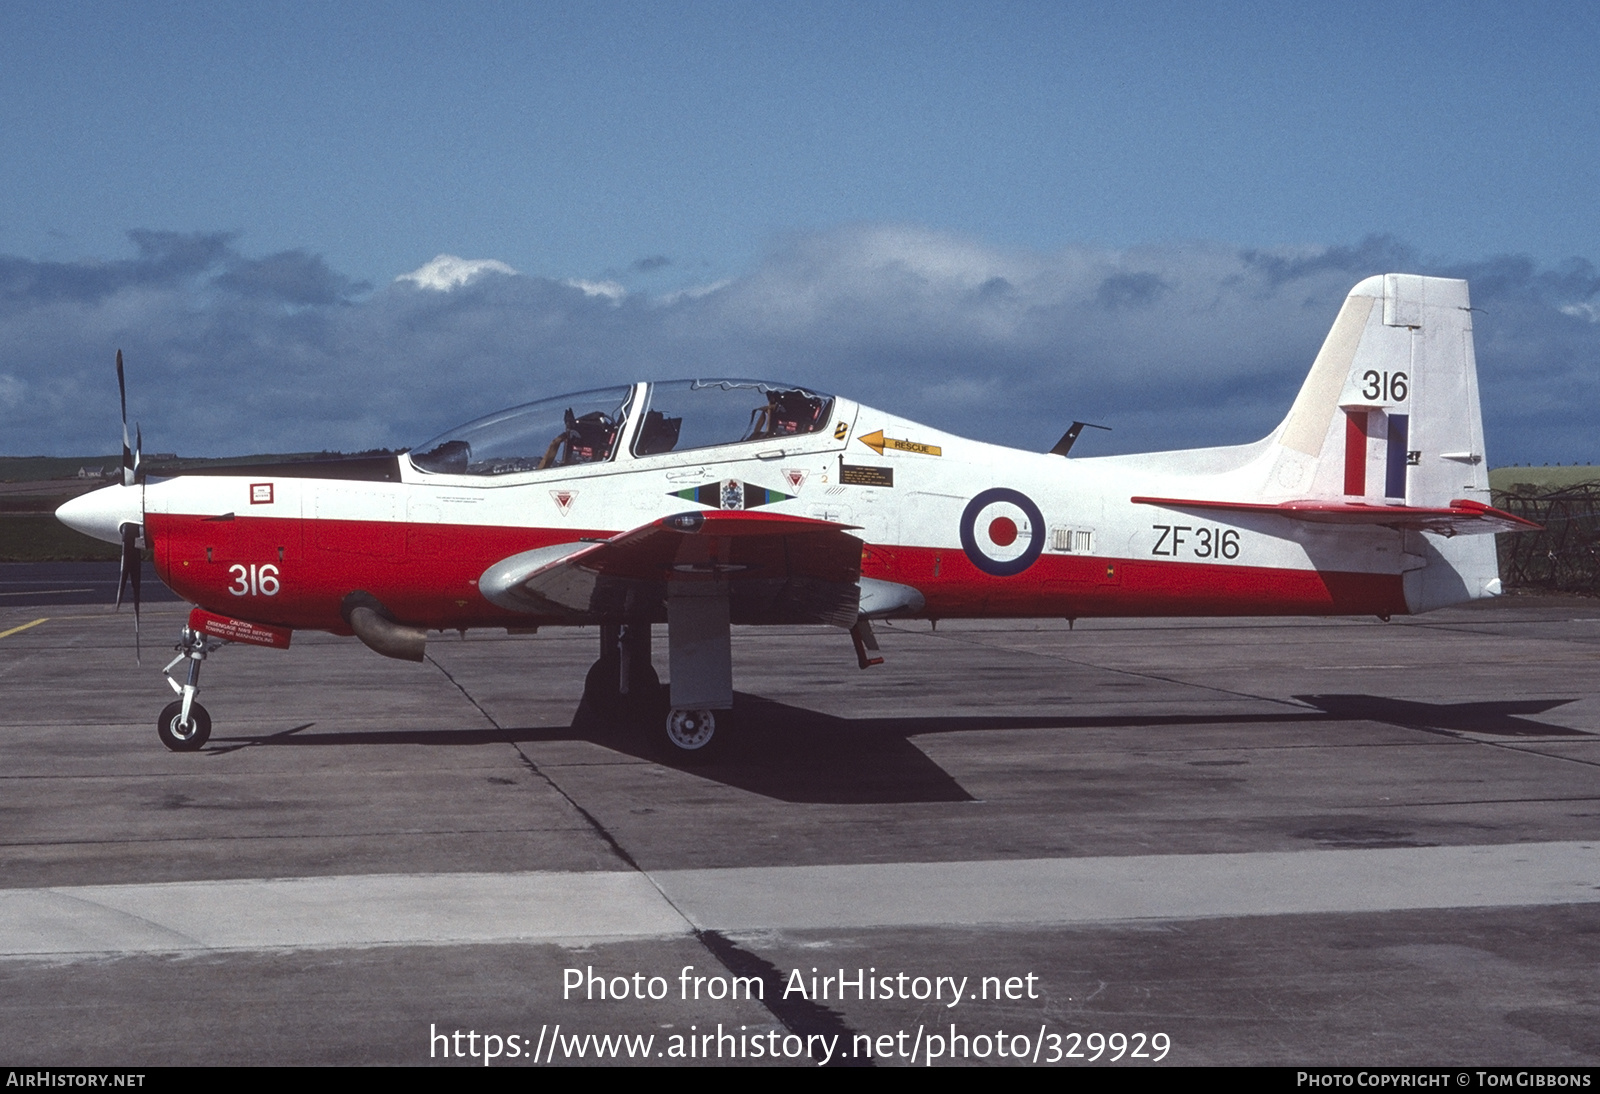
157,624,221,752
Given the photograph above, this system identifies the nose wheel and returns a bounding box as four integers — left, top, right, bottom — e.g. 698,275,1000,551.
158,700,211,752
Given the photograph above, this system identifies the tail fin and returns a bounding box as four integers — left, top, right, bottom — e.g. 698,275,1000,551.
1272,274,1488,508
1129,275,1524,610
1269,274,1500,610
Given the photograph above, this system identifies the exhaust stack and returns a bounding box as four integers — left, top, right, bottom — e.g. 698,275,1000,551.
340,592,426,662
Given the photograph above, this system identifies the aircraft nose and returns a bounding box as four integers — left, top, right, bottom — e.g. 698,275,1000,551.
56,484,143,545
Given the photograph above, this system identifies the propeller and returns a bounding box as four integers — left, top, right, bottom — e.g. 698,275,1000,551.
114,350,145,659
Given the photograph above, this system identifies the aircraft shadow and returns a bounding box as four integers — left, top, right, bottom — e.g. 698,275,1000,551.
203,693,1588,803
1294,694,1585,737
207,697,1337,805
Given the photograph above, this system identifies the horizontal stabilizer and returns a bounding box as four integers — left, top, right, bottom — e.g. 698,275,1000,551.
1131,495,1540,536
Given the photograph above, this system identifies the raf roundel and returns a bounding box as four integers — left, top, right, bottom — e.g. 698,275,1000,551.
959,488,1045,577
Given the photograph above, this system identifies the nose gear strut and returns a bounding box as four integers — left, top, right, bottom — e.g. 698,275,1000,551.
158,624,221,751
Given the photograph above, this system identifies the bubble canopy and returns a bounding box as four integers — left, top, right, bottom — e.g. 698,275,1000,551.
409,380,835,476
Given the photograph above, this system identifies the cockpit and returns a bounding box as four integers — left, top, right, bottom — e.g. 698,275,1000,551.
409,380,834,476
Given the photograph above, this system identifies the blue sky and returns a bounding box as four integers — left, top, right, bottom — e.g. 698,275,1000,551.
1,2,1597,461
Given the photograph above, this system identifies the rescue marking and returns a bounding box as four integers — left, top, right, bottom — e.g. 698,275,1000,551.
250,483,274,504
551,490,577,516
960,489,1044,577
782,468,808,491
857,429,942,457
833,421,848,440
0,617,47,640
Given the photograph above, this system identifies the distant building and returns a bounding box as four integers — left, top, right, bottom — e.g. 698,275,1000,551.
76,466,111,479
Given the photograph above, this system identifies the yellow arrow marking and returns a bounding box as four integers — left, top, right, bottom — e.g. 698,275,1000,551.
0,617,48,640
857,430,942,457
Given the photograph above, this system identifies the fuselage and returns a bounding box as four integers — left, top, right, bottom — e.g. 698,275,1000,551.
77,382,1413,636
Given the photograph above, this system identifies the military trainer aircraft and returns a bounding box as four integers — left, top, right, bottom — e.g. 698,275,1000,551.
57,273,1535,753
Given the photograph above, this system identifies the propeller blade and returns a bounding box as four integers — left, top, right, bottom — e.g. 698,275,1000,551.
116,521,142,659
113,352,144,661
117,350,136,488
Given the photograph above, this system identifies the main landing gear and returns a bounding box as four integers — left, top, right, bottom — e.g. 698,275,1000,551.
582,620,727,756
157,624,221,752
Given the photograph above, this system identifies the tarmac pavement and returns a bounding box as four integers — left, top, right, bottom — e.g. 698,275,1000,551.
1,593,1597,1066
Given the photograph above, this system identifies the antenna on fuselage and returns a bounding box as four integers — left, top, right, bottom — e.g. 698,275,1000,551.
1049,421,1110,457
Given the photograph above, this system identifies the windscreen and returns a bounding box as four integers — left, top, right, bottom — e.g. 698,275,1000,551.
410,386,634,475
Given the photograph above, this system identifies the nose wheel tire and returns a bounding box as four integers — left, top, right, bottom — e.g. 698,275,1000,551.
158,700,211,752
665,708,716,752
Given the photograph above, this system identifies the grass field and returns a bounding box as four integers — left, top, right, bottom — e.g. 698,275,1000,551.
1490,466,1600,491
0,453,343,484
0,514,122,561
0,452,389,561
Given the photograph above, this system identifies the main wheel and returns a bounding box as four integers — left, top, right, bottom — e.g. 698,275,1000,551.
665,708,716,752
158,700,211,752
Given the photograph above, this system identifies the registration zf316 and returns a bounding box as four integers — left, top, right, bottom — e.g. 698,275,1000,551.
1150,525,1239,560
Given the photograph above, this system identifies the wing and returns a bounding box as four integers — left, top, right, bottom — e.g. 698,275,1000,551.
1131,496,1540,536
479,510,865,626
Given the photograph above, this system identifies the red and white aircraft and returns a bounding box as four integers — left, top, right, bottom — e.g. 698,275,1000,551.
58,273,1535,753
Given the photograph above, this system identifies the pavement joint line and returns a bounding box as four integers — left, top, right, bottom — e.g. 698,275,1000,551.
476,669,864,1049
0,589,91,597
1376,794,1600,808
4,841,1599,961
0,825,610,849
912,626,1324,712
425,649,875,1050
1480,740,1600,771
882,643,1600,749
0,617,47,639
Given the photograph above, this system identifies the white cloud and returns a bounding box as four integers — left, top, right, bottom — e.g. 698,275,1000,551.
395,254,518,291
562,278,627,302
2,227,1597,465
653,279,732,305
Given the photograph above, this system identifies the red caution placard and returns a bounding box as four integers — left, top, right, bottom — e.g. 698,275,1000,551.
188,607,293,649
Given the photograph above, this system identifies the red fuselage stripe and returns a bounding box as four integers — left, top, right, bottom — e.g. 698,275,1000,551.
149,513,1409,630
